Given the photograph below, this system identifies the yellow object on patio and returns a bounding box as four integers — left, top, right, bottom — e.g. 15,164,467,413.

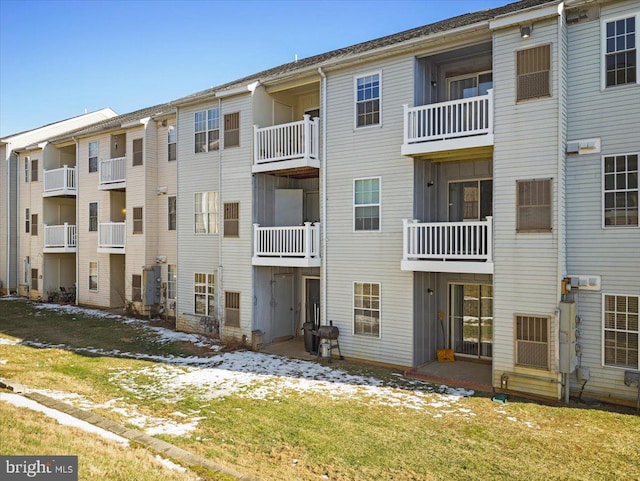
437,349,455,362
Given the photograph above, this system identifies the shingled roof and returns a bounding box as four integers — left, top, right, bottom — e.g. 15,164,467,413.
173,0,556,104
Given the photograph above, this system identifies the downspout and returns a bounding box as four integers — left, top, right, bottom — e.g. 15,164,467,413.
556,3,568,403
318,67,327,326
218,98,223,324
74,137,79,305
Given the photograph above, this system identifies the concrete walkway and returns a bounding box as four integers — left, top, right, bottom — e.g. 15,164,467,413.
0,379,257,481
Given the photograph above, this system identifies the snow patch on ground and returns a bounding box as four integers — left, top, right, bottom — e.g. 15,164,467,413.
0,392,129,446
155,455,187,473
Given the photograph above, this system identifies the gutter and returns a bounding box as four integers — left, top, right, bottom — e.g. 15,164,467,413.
318,67,327,327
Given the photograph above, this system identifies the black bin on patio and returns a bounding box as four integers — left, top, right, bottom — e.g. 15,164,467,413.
303,322,319,353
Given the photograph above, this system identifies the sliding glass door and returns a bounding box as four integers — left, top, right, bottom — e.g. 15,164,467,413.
450,283,493,358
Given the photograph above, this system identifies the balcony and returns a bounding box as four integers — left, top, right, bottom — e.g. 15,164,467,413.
43,223,77,253
252,223,320,267
43,165,77,197
98,222,125,253
99,157,126,190
401,217,493,274
402,90,494,157
253,115,320,174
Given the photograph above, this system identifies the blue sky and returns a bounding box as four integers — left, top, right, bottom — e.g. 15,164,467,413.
0,0,508,137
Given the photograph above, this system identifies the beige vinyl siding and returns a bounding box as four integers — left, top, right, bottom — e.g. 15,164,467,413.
325,54,414,367
492,18,564,398
565,0,640,402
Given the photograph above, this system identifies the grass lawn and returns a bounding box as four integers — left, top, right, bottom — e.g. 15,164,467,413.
1,298,639,481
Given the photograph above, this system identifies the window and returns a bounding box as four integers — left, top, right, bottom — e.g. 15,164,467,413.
31,159,38,182
89,262,98,291
194,109,219,153
517,45,551,101
132,138,143,166
516,315,549,369
516,179,552,232
603,153,638,226
354,282,380,337
354,178,380,231
223,202,239,237
24,158,29,182
31,214,38,236
132,274,142,302
604,294,639,369
89,141,98,173
168,196,177,231
25,208,30,233
89,202,98,232
225,291,240,327
31,269,38,291
448,179,493,221
168,126,176,161
224,112,240,148
195,192,219,234
604,16,637,87
448,71,493,100
132,207,143,234
194,273,215,316
355,73,380,127
167,264,177,300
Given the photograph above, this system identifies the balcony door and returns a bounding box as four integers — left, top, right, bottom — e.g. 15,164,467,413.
448,179,492,222
450,283,493,359
448,72,493,100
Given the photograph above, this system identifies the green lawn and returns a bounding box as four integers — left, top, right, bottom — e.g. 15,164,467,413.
1,298,639,481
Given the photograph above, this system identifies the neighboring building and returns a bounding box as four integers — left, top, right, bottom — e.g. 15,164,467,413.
0,109,118,296
1,0,638,406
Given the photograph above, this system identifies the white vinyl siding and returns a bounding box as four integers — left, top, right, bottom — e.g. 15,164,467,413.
603,294,639,369
194,192,219,234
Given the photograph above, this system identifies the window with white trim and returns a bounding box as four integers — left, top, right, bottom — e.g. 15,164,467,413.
224,291,240,327
24,158,29,183
516,178,552,232
132,274,142,302
194,109,220,153
604,15,637,88
89,202,98,232
224,112,240,148
31,214,38,236
355,73,380,127
168,196,177,231
25,208,30,233
89,262,98,291
133,207,143,234
354,282,380,337
223,202,239,237
194,273,215,316
603,294,639,369
31,268,38,292
167,264,177,300
515,314,549,369
354,177,380,231
89,141,98,173
31,158,38,182
168,126,176,161
195,192,219,234
517,45,551,101
132,138,143,166
603,153,638,227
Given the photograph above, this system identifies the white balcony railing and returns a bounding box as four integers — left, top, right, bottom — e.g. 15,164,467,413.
43,165,77,195
44,223,77,249
253,223,320,259
403,217,493,262
99,157,126,186
403,90,493,145
98,222,126,249
254,115,319,166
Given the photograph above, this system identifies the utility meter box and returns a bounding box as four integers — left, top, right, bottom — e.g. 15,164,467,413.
143,266,161,306
559,301,577,373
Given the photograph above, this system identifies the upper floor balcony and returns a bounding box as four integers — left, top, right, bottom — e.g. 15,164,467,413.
401,90,494,157
253,115,320,175
99,157,126,190
43,165,77,197
401,217,493,274
252,222,320,267
98,222,125,253
43,223,77,253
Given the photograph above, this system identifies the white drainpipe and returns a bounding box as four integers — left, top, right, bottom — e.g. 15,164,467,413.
318,67,327,327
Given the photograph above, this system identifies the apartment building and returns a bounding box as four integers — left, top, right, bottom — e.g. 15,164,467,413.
0,109,117,297
1,0,637,405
